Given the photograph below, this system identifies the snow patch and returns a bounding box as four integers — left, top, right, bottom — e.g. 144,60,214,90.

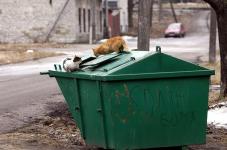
207,102,227,129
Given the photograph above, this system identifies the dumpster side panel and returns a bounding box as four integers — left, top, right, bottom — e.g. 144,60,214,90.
56,77,84,136
78,80,106,147
56,78,107,147
102,76,209,149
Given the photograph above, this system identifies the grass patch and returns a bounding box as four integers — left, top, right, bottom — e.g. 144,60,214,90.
209,90,221,106
0,43,71,65
0,50,63,65
0,43,75,52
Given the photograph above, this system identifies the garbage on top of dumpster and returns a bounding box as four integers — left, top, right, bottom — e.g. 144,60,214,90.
42,49,214,150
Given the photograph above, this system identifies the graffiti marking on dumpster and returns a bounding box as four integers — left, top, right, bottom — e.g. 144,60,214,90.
110,84,197,126
160,111,197,127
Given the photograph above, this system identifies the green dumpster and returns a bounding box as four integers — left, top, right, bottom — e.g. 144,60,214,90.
42,49,214,149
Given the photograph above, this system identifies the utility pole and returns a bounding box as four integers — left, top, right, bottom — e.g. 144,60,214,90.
158,0,162,22
169,0,178,23
137,0,152,51
150,0,154,27
90,0,96,44
209,8,217,64
104,0,109,38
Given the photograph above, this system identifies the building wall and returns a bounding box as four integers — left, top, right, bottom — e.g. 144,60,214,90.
0,0,103,43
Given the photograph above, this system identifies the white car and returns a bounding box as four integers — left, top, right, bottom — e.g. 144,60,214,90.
165,23,186,38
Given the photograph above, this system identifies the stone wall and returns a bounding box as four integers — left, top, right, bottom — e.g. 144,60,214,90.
0,0,103,43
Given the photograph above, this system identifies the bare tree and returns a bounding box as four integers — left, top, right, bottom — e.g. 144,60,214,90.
204,0,227,97
209,8,217,64
137,0,153,51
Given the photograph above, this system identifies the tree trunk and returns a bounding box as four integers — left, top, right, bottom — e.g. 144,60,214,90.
128,0,134,28
209,8,217,64
204,0,227,97
217,2,227,97
169,0,178,23
137,0,152,51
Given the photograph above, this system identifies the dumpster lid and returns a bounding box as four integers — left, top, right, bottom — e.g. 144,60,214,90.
47,50,214,81
79,51,148,72
80,53,120,67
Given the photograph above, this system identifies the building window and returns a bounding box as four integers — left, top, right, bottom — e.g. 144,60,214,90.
88,9,91,32
100,11,102,32
78,8,81,33
83,8,86,32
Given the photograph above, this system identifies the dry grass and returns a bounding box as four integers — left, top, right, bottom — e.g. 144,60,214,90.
200,62,221,85
0,43,71,65
209,90,221,106
162,2,209,9
0,50,62,65
0,43,75,51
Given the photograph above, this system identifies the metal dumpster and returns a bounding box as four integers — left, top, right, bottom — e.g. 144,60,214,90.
42,49,214,149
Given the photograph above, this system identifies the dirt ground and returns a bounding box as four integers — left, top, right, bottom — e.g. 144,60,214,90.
0,102,87,150
189,125,227,150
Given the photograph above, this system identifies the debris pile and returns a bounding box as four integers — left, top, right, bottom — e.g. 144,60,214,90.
0,102,86,150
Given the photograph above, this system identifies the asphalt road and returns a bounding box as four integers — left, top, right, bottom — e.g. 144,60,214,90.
0,61,62,133
0,10,214,133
